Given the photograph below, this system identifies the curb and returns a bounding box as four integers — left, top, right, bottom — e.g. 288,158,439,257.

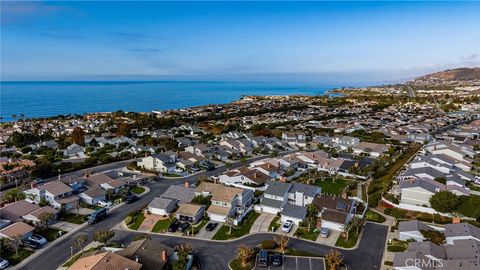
117,220,363,251
13,185,151,269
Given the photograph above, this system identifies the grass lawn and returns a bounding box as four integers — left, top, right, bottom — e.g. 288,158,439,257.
130,186,145,194
467,183,480,192
192,219,209,234
3,249,34,266
365,210,387,223
294,227,320,241
335,231,359,248
229,258,254,270
313,178,350,195
151,218,173,233
36,228,66,242
212,212,260,240
128,213,145,230
269,216,281,232
59,213,88,224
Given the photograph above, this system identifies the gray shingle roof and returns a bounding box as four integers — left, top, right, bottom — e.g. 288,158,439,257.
281,204,307,220
260,198,284,209
160,185,195,204
148,197,176,210
399,220,434,233
289,183,320,197
400,178,443,193
444,223,480,239
264,181,292,197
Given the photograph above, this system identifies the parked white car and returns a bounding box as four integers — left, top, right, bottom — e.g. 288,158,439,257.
0,258,9,269
281,220,293,233
98,199,112,207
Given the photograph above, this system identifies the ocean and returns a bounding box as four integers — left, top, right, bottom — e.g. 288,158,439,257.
0,81,347,122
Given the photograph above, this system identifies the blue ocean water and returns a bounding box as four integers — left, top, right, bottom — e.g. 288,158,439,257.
0,81,345,122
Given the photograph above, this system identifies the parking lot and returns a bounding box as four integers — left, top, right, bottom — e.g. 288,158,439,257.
253,254,325,270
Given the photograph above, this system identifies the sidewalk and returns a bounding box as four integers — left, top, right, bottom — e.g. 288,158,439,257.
13,185,151,270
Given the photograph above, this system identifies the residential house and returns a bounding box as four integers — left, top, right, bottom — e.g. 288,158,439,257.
219,167,271,187
68,252,142,270
0,222,35,240
287,183,321,207
256,181,292,214
195,182,254,223
24,181,79,210
117,238,173,270
63,143,86,159
398,220,436,242
78,187,106,206
175,203,206,224
444,223,480,244
137,154,176,173
399,178,469,207
353,142,388,158
148,197,177,216
313,195,356,231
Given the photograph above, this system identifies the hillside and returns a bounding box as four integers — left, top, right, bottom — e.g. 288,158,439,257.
412,67,480,83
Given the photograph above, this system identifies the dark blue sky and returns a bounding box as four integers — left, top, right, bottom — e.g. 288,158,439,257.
1,1,479,82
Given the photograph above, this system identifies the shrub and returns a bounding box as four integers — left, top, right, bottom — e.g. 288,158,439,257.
124,216,133,225
387,245,407,252
368,192,381,208
127,211,138,217
261,240,277,250
383,208,393,215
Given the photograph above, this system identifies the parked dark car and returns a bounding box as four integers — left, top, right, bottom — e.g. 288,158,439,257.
179,222,190,233
258,250,269,267
88,208,108,224
23,239,42,250
124,195,138,204
205,222,218,231
272,253,283,266
168,221,181,232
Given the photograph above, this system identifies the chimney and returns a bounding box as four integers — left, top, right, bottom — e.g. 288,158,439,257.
452,217,461,224
253,172,257,178
135,255,139,263
84,171,90,178
184,181,189,188
161,249,168,262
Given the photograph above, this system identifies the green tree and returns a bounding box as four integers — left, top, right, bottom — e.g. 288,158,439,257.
5,235,23,258
429,191,459,213
93,230,115,245
73,234,88,253
37,212,54,230
71,127,85,146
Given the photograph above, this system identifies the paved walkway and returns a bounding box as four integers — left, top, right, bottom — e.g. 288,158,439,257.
250,213,276,233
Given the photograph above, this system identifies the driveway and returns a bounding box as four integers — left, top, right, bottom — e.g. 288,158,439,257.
196,222,222,239
253,255,325,270
50,221,80,232
315,229,340,247
250,213,276,233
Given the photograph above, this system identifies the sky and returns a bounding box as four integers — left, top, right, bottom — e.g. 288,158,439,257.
1,1,479,83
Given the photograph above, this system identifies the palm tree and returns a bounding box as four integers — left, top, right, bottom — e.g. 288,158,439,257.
225,217,235,235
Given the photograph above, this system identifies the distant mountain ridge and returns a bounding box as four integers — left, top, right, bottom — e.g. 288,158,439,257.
412,67,480,83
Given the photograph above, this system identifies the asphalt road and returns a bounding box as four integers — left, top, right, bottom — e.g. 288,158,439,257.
107,222,387,270
19,153,288,270
19,151,390,270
